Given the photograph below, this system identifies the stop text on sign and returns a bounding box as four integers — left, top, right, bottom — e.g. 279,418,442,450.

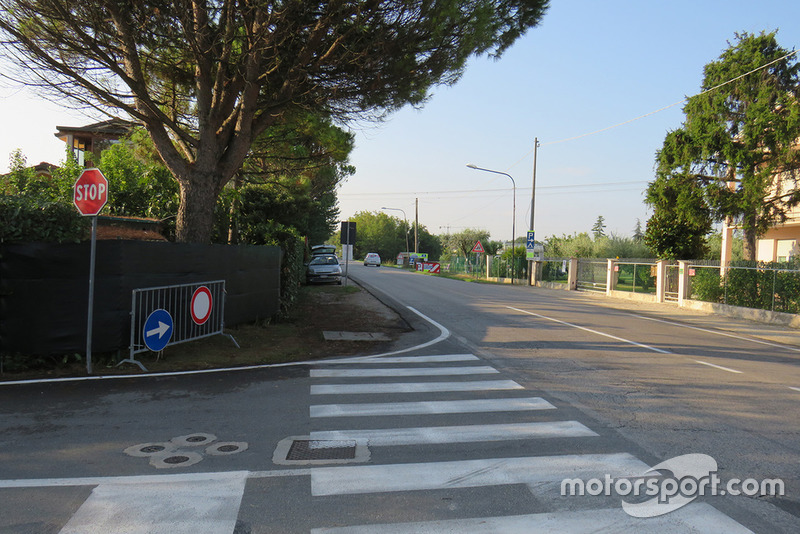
75,182,106,202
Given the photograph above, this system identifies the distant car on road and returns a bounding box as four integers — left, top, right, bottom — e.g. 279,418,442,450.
363,253,381,267
306,254,343,285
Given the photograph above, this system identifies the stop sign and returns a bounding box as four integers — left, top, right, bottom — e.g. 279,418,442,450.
73,168,108,216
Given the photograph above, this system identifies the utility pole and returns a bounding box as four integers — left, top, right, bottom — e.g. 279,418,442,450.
415,197,419,253
528,137,539,285
530,138,538,232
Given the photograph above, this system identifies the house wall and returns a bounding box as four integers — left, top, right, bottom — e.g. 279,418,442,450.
756,171,800,262
757,224,800,262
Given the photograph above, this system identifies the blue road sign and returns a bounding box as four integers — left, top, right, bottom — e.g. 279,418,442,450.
526,231,536,249
143,308,173,352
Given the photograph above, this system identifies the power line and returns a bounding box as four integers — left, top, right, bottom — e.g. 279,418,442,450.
338,180,648,198
504,48,800,169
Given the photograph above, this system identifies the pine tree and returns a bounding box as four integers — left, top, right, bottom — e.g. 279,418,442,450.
592,215,607,239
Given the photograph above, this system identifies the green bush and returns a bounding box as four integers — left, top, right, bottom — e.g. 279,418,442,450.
691,261,800,313
691,268,723,303
773,267,800,314
0,196,89,243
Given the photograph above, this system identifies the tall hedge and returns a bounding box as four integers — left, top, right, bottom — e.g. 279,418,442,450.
0,196,89,243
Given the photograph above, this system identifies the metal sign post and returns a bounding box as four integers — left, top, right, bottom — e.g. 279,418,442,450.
85,215,98,374
340,221,356,287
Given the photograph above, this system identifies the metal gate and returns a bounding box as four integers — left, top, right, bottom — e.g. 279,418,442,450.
576,260,607,292
664,263,680,302
123,280,237,370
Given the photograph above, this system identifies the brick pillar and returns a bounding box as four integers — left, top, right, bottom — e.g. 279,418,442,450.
678,260,691,306
568,258,578,290
606,259,617,295
656,260,667,303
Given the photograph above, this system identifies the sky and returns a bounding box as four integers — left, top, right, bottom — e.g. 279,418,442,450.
1,0,799,243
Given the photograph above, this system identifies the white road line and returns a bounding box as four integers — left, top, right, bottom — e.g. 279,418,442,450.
364,306,452,357
311,379,524,395
788,386,800,393
0,470,308,490
310,366,499,378
694,360,743,374
628,313,800,353
310,503,754,534
0,470,252,489
310,397,555,417
311,453,649,496
310,421,597,445
506,306,672,354
58,472,247,534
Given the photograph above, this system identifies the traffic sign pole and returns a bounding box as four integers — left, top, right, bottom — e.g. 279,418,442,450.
86,215,97,374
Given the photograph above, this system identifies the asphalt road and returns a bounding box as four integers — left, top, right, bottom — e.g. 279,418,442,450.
0,263,798,533
351,263,800,531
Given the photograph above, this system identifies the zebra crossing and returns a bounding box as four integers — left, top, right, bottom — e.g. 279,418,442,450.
306,352,755,533
0,352,760,532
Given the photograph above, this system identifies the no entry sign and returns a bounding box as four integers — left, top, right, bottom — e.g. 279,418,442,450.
191,285,213,325
73,168,108,216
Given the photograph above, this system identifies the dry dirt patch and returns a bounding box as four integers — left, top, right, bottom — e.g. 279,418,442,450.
0,282,411,380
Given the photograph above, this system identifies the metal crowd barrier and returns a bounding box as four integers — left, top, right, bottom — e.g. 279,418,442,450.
123,280,238,371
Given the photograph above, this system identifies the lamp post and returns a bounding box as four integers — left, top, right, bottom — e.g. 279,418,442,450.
381,206,410,264
466,164,516,284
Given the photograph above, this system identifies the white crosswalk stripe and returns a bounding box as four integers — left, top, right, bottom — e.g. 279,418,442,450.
310,453,648,496
309,503,755,534
310,365,499,377
311,379,523,395
349,354,480,364
308,353,755,533
58,472,248,534
310,397,555,417
310,420,597,445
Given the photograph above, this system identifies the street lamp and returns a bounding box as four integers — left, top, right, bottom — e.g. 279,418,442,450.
466,164,516,284
381,206,410,263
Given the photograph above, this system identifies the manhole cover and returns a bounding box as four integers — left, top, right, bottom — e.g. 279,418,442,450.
150,450,203,469
206,442,249,456
163,455,191,464
140,445,166,454
286,440,357,461
171,433,217,447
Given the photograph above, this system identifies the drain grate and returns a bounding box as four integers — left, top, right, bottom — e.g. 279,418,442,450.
286,440,357,461
273,436,369,465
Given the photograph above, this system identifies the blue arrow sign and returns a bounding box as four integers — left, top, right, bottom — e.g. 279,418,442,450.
143,308,173,352
526,231,536,249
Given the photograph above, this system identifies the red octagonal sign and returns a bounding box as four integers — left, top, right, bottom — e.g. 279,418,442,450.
73,168,109,216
